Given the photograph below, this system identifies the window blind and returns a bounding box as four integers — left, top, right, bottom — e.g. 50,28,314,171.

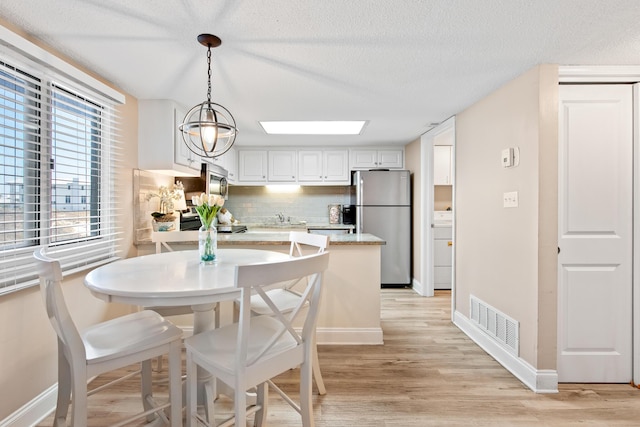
0,56,123,294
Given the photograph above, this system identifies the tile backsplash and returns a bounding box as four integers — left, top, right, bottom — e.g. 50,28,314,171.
134,169,176,243
224,185,353,225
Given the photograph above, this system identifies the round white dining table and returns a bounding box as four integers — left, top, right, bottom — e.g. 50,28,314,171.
84,248,291,415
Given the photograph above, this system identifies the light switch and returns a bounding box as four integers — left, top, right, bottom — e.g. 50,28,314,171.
503,191,518,208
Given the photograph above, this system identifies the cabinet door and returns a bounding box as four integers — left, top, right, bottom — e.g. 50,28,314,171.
433,145,452,185
298,151,323,182
210,146,237,183
223,147,237,183
377,149,404,169
350,149,377,169
268,151,297,182
173,104,196,169
323,150,349,182
238,150,268,182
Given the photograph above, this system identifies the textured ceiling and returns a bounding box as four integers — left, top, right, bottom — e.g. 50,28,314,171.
2,0,640,147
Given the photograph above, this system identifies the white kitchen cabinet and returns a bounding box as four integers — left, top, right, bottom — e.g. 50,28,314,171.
238,150,268,182
350,148,404,169
433,145,453,185
211,146,237,183
298,149,349,184
433,225,452,289
138,99,201,177
268,150,297,182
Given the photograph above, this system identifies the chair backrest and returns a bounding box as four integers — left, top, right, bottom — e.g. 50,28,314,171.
33,248,86,361
234,251,330,367
289,231,329,257
151,230,200,253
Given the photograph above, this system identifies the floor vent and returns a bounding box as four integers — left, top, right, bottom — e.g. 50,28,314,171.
470,295,519,356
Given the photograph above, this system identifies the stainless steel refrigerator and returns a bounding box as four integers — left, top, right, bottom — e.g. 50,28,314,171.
353,170,411,287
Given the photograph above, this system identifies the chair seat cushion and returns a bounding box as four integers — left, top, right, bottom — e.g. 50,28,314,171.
82,310,183,364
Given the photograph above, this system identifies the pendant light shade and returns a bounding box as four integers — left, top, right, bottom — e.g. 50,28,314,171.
179,34,237,158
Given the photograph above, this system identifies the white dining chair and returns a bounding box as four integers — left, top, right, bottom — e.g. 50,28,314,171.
185,251,330,427
33,248,183,427
243,231,329,395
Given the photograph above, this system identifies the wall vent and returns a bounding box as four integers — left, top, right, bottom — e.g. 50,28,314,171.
470,295,519,356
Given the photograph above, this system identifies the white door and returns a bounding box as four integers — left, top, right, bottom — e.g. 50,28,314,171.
557,84,633,382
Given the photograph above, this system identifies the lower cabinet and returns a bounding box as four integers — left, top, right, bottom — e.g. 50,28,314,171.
433,226,452,290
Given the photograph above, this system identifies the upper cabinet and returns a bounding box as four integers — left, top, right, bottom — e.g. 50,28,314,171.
268,150,297,182
433,127,454,185
349,148,404,170
211,146,238,184
433,145,453,185
298,150,349,184
236,146,400,185
238,150,268,183
138,99,201,177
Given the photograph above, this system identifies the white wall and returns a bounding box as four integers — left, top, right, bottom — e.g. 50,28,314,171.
0,18,139,420
454,64,558,370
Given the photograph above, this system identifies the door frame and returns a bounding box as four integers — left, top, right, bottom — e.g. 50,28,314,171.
559,66,640,385
418,117,456,314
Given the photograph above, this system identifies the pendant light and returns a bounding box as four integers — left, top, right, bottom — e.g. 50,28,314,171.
179,34,237,158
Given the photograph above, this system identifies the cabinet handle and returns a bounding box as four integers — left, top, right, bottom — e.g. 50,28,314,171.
447,241,453,246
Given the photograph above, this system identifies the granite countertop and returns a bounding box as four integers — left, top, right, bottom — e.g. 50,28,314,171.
137,230,384,246
219,232,384,246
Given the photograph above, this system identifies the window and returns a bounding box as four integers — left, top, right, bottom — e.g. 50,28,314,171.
0,51,122,294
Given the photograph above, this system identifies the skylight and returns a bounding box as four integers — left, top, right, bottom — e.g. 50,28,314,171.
259,120,366,135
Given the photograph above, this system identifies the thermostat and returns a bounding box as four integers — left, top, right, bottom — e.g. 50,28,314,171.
502,148,514,167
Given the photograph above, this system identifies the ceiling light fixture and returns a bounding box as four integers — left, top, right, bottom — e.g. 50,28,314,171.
260,120,366,135
179,34,237,158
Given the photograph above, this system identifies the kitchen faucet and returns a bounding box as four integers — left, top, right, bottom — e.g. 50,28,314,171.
276,212,285,223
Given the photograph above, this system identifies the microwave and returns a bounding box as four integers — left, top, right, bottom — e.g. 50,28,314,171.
205,162,228,200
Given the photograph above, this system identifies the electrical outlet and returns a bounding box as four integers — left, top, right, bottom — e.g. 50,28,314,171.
503,191,518,208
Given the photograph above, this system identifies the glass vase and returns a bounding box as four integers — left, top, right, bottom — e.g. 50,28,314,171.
198,224,217,265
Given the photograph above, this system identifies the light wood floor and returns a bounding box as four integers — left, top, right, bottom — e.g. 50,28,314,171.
37,289,640,426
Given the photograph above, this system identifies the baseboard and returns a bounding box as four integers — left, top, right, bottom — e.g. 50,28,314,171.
0,383,57,427
453,310,558,393
411,278,426,296
316,327,384,345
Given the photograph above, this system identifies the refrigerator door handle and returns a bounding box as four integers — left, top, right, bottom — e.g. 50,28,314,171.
356,174,363,233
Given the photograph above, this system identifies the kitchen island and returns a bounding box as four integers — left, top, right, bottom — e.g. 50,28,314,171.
136,231,385,345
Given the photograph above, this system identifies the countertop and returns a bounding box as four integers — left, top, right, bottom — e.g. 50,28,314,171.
137,229,384,246
218,232,384,246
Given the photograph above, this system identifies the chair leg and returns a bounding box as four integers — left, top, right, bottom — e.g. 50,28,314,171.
234,379,248,427
54,345,71,426
186,351,197,427
254,382,268,427
300,360,315,427
311,339,326,395
70,369,88,427
168,341,182,427
141,359,155,422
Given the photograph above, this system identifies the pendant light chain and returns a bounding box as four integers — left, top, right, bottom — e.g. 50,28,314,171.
206,45,212,104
